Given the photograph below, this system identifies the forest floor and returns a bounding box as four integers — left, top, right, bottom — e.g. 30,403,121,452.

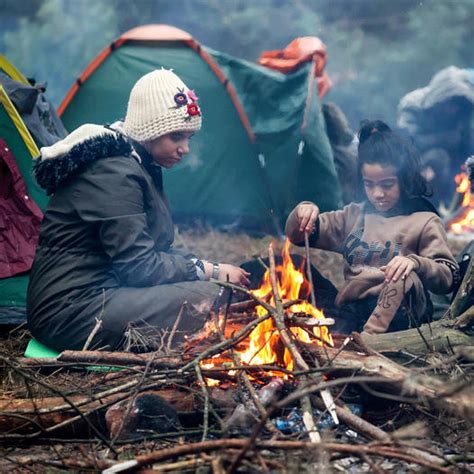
0,227,472,473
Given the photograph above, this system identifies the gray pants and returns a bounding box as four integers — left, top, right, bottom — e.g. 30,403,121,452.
29,281,221,352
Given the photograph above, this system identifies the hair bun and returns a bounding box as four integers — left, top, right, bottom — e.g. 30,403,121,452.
358,119,391,144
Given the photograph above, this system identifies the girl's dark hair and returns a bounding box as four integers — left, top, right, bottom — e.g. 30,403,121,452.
356,119,430,200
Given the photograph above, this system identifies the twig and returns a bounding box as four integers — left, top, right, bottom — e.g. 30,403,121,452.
360,453,385,474
100,439,451,474
195,364,210,441
82,317,103,351
82,289,105,350
166,301,187,353
304,232,316,308
0,356,117,452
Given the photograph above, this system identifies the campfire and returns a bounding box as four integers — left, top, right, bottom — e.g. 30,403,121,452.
201,240,333,385
446,157,474,235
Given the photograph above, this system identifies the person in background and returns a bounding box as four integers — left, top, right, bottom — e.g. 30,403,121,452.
322,102,358,204
27,69,250,352
286,120,459,335
397,66,474,206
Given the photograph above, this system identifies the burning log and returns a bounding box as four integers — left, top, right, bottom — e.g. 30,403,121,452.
286,314,335,328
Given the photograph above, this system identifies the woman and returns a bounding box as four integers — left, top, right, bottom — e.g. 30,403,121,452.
27,69,249,351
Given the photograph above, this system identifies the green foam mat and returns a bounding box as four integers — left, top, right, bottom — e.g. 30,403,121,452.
24,338,60,358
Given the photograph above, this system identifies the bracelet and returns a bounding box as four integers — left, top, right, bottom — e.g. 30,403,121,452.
211,263,220,280
191,258,206,281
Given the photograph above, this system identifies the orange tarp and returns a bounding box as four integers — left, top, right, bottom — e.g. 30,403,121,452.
258,37,332,98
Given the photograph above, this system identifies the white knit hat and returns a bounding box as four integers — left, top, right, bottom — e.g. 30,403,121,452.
123,69,202,143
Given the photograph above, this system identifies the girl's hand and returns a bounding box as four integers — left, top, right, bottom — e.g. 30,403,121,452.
380,256,416,283
296,202,320,234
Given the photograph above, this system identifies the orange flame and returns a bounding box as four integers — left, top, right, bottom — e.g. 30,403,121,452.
201,240,333,385
448,172,474,234
237,240,333,374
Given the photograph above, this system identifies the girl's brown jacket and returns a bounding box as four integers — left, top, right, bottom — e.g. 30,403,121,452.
286,201,459,306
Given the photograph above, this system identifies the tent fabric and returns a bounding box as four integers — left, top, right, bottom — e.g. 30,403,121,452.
0,54,29,85
0,84,38,158
0,56,61,324
0,72,68,148
0,138,42,278
258,37,332,99
59,24,342,231
211,49,338,216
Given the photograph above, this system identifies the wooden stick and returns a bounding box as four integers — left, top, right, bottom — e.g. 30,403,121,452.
195,364,210,441
304,232,316,307
58,350,183,369
100,439,450,474
286,315,335,327
166,301,187,352
82,317,103,351
267,244,321,443
82,289,106,350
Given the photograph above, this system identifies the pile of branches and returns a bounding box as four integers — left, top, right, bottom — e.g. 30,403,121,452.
0,247,473,473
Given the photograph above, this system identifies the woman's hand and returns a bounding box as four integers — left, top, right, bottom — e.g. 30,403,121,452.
381,256,416,283
296,202,320,234
202,261,251,286
218,264,251,286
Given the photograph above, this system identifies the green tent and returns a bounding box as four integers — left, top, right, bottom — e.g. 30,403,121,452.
60,24,342,231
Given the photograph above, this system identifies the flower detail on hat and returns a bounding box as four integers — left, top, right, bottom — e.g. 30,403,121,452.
171,87,201,120
187,89,199,102
187,103,201,117
173,90,188,107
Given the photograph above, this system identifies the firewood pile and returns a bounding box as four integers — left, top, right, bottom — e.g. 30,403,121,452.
0,243,473,473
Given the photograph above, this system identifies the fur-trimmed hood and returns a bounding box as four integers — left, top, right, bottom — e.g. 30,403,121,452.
34,123,137,195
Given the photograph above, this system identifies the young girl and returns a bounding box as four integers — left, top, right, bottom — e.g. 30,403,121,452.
286,120,459,335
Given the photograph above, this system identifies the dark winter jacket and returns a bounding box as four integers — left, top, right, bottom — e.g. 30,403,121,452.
27,124,200,348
